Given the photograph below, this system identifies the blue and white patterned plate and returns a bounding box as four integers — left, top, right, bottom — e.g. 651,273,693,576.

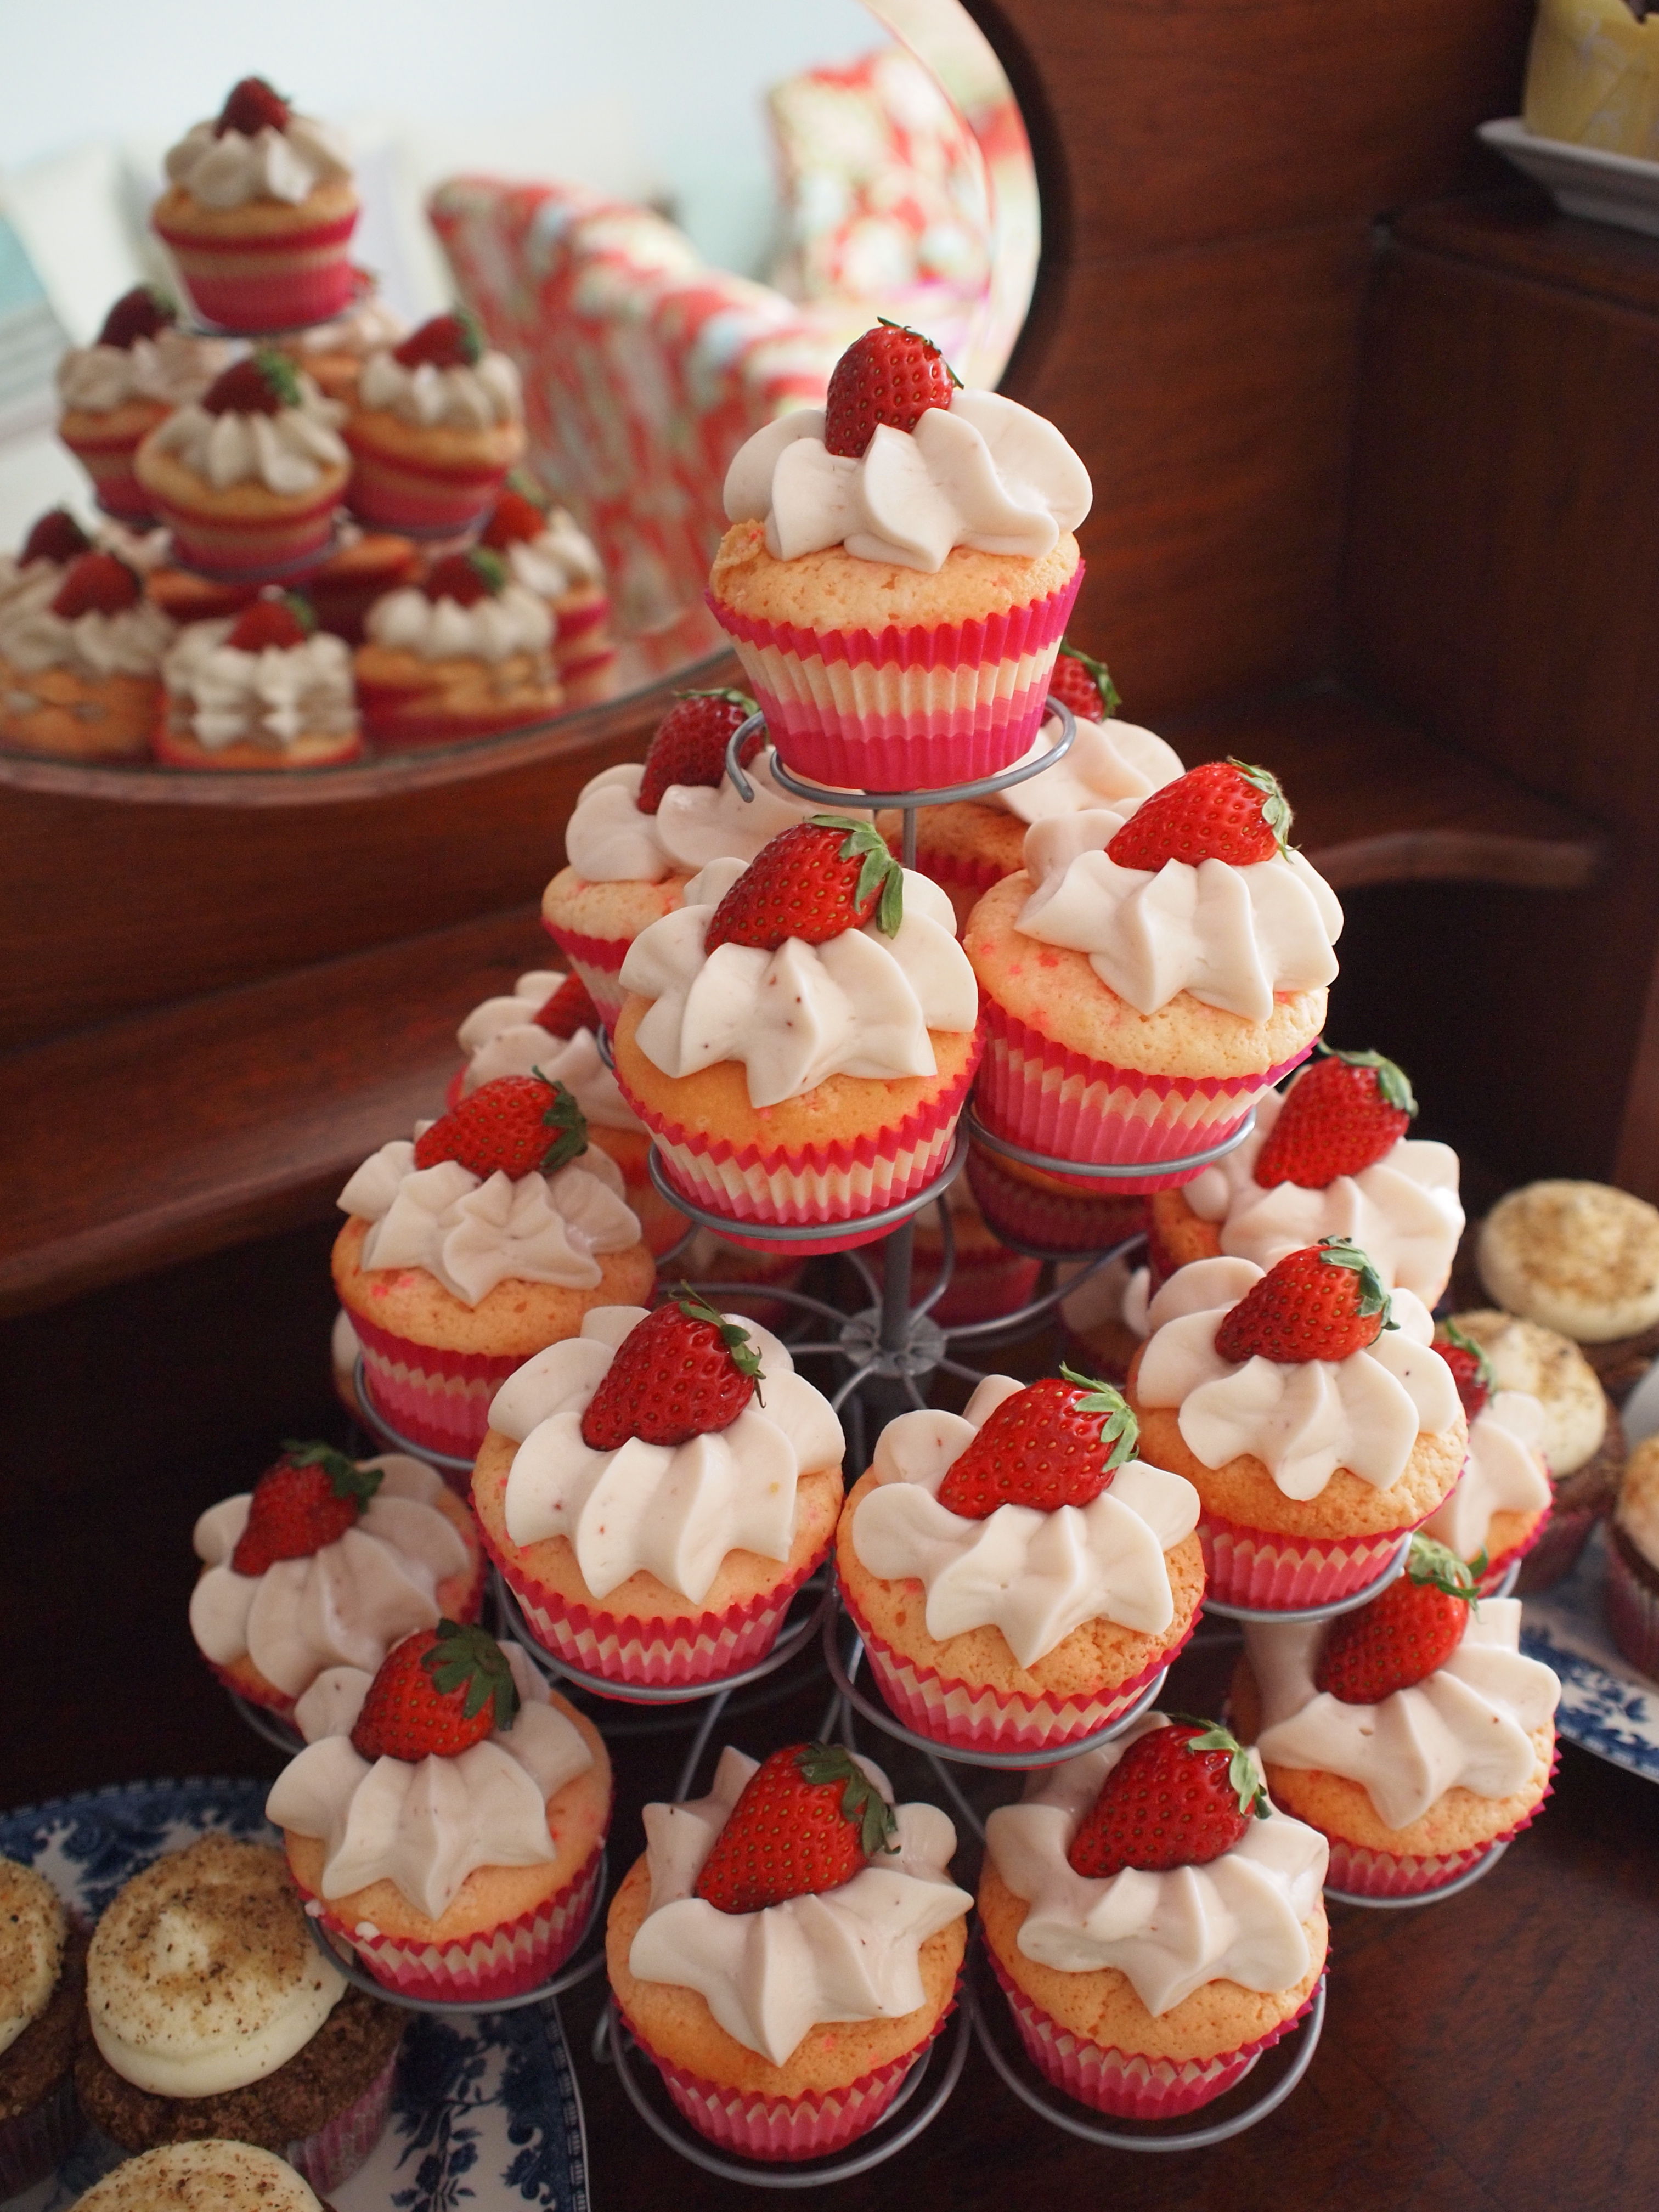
0,1779,589,2212
1520,1526,1659,1784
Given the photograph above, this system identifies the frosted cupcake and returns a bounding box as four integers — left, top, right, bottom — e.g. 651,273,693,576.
0,508,94,617
1477,1180,1659,1400
981,1717,1328,2118
712,323,1088,789
153,78,358,331
608,1743,969,2160
157,592,362,769
1420,1324,1552,1590
965,1142,1149,1261
1606,1436,1659,1680
355,547,558,748
279,268,407,400
269,1626,611,1999
0,550,172,760
474,1297,844,1685
56,288,228,524
345,312,524,533
837,1371,1204,1750
0,1860,83,2198
1129,1246,1465,1607
190,1442,484,1722
332,1077,652,1457
479,486,617,704
909,1175,1041,1326
613,826,979,1250
73,2142,325,2212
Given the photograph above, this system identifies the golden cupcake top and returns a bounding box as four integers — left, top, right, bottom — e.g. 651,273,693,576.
73,2140,324,2210
1478,1181,1659,1344
0,1855,66,2057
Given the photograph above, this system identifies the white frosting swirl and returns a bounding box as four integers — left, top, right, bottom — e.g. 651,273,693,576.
149,377,347,495
364,582,550,664
850,1374,1198,1667
627,1745,970,2064
74,2141,324,2212
163,117,352,210
724,388,1091,574
337,1135,639,1305
506,512,603,596
0,555,65,617
488,1305,844,1603
564,752,833,885
1181,1084,1464,1301
1017,807,1344,1022
357,348,522,431
1422,1392,1552,1559
296,293,407,360
266,1646,592,1920
0,595,173,679
1135,1257,1462,1500
985,1716,1328,2014
162,619,357,751
57,329,231,415
1248,1599,1560,1827
0,1860,64,2059
457,970,639,1127
189,1454,471,1698
992,715,1184,825
622,855,977,1109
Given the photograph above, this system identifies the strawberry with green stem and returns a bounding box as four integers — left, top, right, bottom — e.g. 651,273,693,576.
937,1366,1139,1519
1107,758,1293,872
636,690,760,813
1213,1238,1396,1366
1254,1046,1418,1190
1434,1319,1496,1421
414,1071,590,1180
350,1618,521,1762
1068,1719,1269,1879
1314,1534,1483,1706
580,1288,763,1449
1047,639,1121,724
695,1742,899,1914
704,815,904,952
823,321,960,458
231,1441,383,1575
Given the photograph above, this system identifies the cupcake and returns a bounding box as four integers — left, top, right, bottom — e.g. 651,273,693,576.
0,507,94,617
0,1859,84,2197
479,486,617,704
345,312,525,533
152,78,358,332
474,1295,844,1686
1234,1539,1560,1897
72,2141,325,2211
1607,1437,1659,1678
675,1227,806,1331
909,1174,1041,1326
965,1141,1149,1260
837,1369,1204,1750
1420,1324,1553,1590
190,1441,484,1721
712,322,1088,789
354,547,559,749
302,527,419,644
135,352,349,579
980,1716,1327,2118
332,1076,652,1457
1059,1249,1153,1384
268,1625,611,1999
157,591,362,769
607,1742,970,2160
75,1837,403,2192
613,826,980,1250
56,288,229,525
0,550,172,760
279,268,407,401
1477,1180,1659,1400
1129,1245,1466,1608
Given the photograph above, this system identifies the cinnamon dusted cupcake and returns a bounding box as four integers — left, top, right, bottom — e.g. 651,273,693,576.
0,1859,84,2197
1420,1324,1552,1590
345,312,524,534
479,486,617,704
158,592,362,769
1477,1180,1659,1401
57,288,229,525
1606,1436,1659,1680
73,2141,325,2211
355,546,559,749
0,549,172,760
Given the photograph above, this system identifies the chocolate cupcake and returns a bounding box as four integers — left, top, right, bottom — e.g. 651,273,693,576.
0,1858,85,2196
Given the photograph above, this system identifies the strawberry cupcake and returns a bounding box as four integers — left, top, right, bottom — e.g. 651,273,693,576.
74,2142,327,2211
0,507,94,617
909,1175,1041,1326
136,352,349,578
333,1076,652,1458
345,311,524,534
608,1742,970,2160
0,549,172,760
613,822,980,1250
355,547,559,748
157,591,362,768
189,1442,484,1723
1129,1244,1466,1608
0,1859,83,2198
981,1716,1328,2118
268,1624,611,1999
479,486,617,704
966,1142,1150,1261
967,760,1341,1192
474,1295,844,1686
1421,1324,1553,1590
279,268,407,401
1234,1539,1561,1896
838,1370,1204,1751
153,78,358,332
56,288,229,525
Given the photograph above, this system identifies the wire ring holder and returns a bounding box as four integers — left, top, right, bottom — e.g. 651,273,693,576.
1197,1531,1415,1626
350,1352,486,1487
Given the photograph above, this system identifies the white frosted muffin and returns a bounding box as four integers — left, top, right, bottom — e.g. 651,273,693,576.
74,2141,323,2210
1479,1181,1659,1344
0,1858,81,2196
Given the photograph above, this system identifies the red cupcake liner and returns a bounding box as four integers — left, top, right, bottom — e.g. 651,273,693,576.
148,482,343,578
0,2072,83,2198
285,2044,399,2194
1515,1500,1604,1594
59,428,157,524
351,1310,527,1470
965,1139,1148,1257
1605,1531,1659,1679
344,442,509,534
1198,1507,1424,1610
1320,1753,1556,1895
539,922,630,1026
1474,1508,1550,1594
159,233,360,335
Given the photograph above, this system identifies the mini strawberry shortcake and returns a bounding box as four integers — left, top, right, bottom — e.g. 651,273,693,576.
1420,1323,1552,1590
0,508,93,618
354,547,559,748
345,311,525,533
1234,1537,1561,1896
269,1623,611,1999
479,487,616,704
0,549,172,759
981,1716,1328,2117
1128,1243,1466,1608
158,591,362,769
56,287,229,524
278,268,407,401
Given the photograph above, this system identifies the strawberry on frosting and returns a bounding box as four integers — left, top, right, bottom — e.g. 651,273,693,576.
456,968,639,1122
165,82,352,210
562,741,834,885
0,549,172,679
57,289,229,415
357,312,522,431
145,352,348,495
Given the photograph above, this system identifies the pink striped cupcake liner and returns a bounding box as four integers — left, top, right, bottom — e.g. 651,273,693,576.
1198,1507,1422,1610
539,920,629,1026
155,214,360,334
978,999,1313,1195
286,2045,399,2195
351,1310,525,1471
709,568,1082,790
988,1946,1317,2119
965,1139,1148,1257
1321,1758,1555,1896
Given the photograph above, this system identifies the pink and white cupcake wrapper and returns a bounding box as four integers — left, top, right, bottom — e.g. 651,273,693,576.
352,1310,526,1470
1605,1532,1659,1679
155,215,360,335
1321,1759,1555,1896
977,998,1313,1195
964,1139,1148,1257
286,2045,399,2195
539,921,630,1026
709,569,1081,791
0,2073,83,2198
1199,1506,1424,1610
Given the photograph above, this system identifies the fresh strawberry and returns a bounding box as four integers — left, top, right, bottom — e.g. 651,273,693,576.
479,488,547,550
531,972,600,1040
350,1620,519,1762
393,311,484,371
21,510,92,567
227,592,314,653
50,552,140,620
1254,1047,1418,1190
1047,640,1121,724
1067,1720,1268,1879
230,1441,383,1576
636,690,761,813
201,349,301,417
1107,758,1291,871
414,1072,588,1180
1212,1237,1395,1365
215,76,292,138
693,1742,898,1914
704,815,903,952
1314,1536,1481,1705
1434,1319,1495,1421
97,286,176,350
580,1289,763,1449
823,320,959,458
422,548,506,606
936,1366,1138,1519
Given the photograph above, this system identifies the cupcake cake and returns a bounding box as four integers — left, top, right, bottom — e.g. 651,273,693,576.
72,2141,326,2211
0,1859,83,2197
1477,1180,1659,1400
1234,1540,1560,1897
268,1626,611,1999
837,1369,1204,1750
473,1296,844,1686
190,1442,484,1722
1128,1244,1466,1607
75,1837,403,2192
0,507,94,616
607,1742,970,2160
279,268,407,400
354,547,558,748
0,550,172,760
1420,1323,1553,1589
479,486,616,704
980,1716,1328,2117
56,288,229,525
157,591,362,769
332,1077,652,1457
153,78,358,332
613,825,980,1249
345,312,524,533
